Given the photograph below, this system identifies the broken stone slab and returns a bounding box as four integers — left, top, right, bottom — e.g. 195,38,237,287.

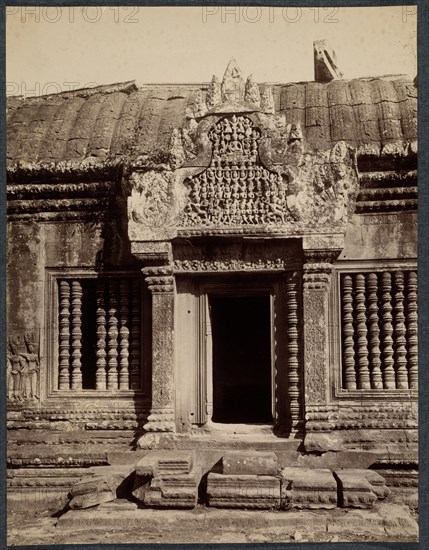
207,473,281,509
334,471,377,509
142,467,203,508
336,469,390,499
135,450,194,477
281,467,337,509
222,451,279,476
68,472,126,509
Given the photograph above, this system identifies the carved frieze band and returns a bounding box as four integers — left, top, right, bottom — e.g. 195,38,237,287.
174,258,290,273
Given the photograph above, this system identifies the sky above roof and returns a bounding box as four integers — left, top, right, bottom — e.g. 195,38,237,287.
6,5,417,97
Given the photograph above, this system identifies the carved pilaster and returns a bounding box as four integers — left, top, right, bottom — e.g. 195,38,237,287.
406,271,418,389
143,266,175,432
302,252,336,413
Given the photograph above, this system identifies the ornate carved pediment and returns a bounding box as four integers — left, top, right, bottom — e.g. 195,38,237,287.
127,60,359,244
178,114,358,232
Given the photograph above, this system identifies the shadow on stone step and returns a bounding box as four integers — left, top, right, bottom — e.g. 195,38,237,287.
333,471,344,507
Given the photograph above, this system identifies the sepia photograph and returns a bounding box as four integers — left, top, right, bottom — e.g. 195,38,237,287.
5,3,420,545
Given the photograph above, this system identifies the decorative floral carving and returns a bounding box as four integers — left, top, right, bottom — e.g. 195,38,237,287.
174,258,287,272
128,171,177,241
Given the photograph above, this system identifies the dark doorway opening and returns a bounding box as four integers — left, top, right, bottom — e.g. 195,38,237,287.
210,294,272,424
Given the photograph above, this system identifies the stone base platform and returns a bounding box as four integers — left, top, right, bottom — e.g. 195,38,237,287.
50,501,418,544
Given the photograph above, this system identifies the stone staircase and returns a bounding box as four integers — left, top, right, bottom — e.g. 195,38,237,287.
68,449,394,512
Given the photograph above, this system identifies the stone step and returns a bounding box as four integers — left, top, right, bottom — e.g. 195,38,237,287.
56,502,419,542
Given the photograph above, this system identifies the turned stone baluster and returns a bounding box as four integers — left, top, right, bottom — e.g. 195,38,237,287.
342,275,356,389
129,278,141,390
354,274,371,389
95,279,107,390
381,272,396,389
119,279,130,390
394,271,408,389
287,272,300,426
70,280,82,390
367,273,383,389
58,280,71,390
107,279,119,390
406,271,418,389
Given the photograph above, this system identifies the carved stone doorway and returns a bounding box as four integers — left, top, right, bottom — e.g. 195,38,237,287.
209,294,273,424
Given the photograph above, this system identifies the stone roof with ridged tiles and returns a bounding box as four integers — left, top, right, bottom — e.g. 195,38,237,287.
6,74,417,181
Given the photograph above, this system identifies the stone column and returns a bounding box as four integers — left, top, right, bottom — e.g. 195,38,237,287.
143,265,176,433
130,242,177,448
302,244,341,452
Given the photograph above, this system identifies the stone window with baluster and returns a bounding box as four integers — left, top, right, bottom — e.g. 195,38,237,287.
336,267,417,393
45,270,149,396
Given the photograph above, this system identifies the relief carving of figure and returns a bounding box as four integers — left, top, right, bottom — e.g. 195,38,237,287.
7,333,40,401
8,337,25,401
21,332,40,400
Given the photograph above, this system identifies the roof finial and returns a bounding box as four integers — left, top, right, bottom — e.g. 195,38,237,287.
314,39,343,82
221,58,244,103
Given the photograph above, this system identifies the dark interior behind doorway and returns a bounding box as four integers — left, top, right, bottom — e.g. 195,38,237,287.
210,294,272,424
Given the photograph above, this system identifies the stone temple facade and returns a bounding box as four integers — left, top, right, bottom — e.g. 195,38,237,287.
7,45,418,515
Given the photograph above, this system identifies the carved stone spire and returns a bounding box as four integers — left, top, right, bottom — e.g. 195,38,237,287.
221,58,244,103
193,90,207,118
206,75,222,109
244,74,260,106
260,85,275,114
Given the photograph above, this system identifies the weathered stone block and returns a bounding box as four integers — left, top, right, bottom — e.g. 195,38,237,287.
135,451,193,477
334,470,377,508
222,451,279,476
207,473,281,509
143,468,203,508
337,469,390,499
281,467,337,509
68,473,125,509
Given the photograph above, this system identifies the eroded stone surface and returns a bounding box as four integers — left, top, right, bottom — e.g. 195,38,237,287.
143,468,203,508
281,467,337,509
222,451,279,476
68,473,125,509
334,471,377,509
135,451,194,477
207,473,281,509
336,469,390,499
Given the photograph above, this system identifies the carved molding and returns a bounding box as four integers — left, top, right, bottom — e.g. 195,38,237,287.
174,258,287,273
